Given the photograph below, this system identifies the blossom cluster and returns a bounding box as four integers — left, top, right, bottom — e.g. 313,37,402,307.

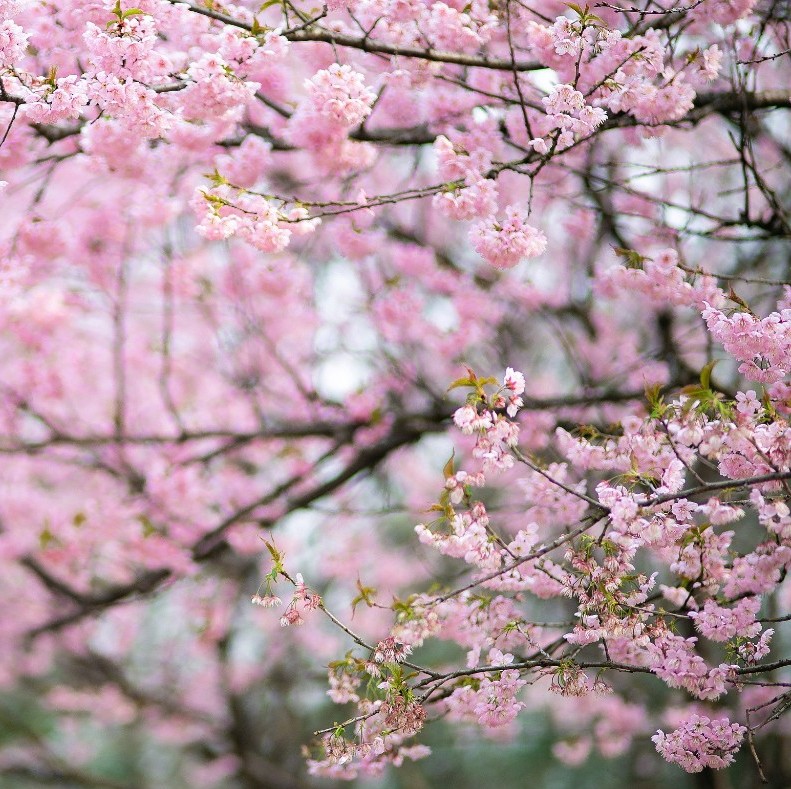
653,715,746,772
287,64,376,174
470,207,547,270
703,304,791,383
597,249,722,310
446,663,527,729
532,83,608,153
193,183,320,253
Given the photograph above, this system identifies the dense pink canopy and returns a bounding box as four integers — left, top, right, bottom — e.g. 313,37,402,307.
0,0,790,786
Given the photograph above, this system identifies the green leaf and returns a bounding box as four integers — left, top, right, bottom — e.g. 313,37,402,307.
644,383,666,418
613,246,648,269
138,514,158,537
685,48,701,64
447,376,475,391
351,578,377,615
264,540,282,564
727,286,751,311
699,360,718,390
39,527,55,549
442,451,455,480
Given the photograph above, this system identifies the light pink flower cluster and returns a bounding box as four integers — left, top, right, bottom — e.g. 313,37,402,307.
432,133,499,220
520,462,589,528
447,663,526,728
279,573,322,627
328,669,361,704
626,75,696,126
251,593,281,608
434,179,498,221
308,729,428,780
721,542,791,598
450,372,526,474
215,27,289,75
444,470,485,505
433,134,493,181
533,83,607,151
193,185,320,253
304,64,376,127
83,16,164,82
373,636,412,664
525,15,697,127
688,596,762,642
653,715,746,772
0,19,28,69
472,417,520,472
319,711,432,778
470,206,547,269
751,488,791,540
87,73,171,138
702,303,791,383
501,367,525,417
182,53,259,121
694,0,758,25
416,501,501,569
422,2,490,51
737,628,774,664
690,45,723,84
21,75,90,124
646,630,736,700
597,249,723,309
286,64,376,174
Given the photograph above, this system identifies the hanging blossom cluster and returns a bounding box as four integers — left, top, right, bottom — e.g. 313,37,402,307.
530,83,608,154
689,597,762,642
702,304,791,383
646,629,735,701
653,715,747,772
431,132,499,226
469,207,548,270
287,64,377,173
445,651,527,729
303,64,376,128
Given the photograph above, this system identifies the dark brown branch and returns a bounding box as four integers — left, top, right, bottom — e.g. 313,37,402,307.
648,470,791,507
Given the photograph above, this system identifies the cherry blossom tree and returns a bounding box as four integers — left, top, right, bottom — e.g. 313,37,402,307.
0,0,790,787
